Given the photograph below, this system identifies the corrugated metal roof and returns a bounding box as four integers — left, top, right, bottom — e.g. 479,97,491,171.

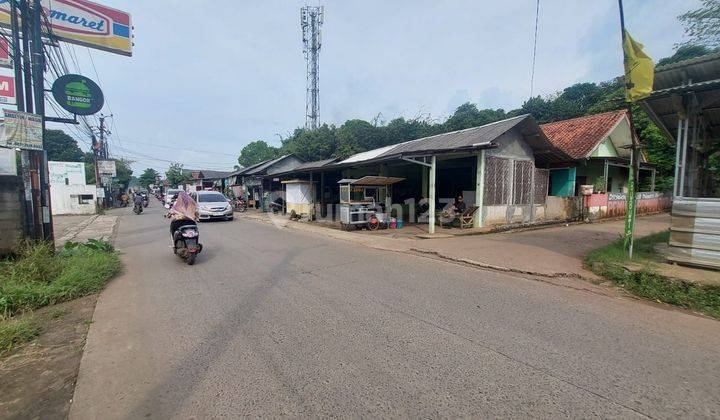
294,157,338,170
654,52,720,90
244,155,294,176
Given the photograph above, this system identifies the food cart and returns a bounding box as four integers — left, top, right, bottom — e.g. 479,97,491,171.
338,176,404,230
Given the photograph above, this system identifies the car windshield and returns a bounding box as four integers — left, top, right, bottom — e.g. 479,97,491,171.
198,193,227,203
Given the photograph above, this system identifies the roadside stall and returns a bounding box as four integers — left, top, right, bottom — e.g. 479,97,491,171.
282,179,315,220
338,176,404,231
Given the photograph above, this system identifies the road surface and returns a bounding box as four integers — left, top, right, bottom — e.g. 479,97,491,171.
70,204,720,418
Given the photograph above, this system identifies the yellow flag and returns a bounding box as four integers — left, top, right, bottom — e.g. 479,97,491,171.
622,30,654,102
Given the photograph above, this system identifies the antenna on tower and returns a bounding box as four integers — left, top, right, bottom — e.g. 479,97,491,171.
301,5,323,130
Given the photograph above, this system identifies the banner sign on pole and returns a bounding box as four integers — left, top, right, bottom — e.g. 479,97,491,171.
0,109,42,150
0,0,133,57
0,75,14,104
96,187,105,198
97,159,116,176
51,74,104,115
0,37,11,69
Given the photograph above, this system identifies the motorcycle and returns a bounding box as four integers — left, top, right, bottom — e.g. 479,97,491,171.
166,204,202,265
142,196,149,207
133,202,143,214
233,197,247,213
268,197,284,214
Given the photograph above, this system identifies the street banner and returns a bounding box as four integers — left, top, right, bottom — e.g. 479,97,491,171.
0,146,16,175
0,0,133,57
0,75,14,104
97,159,116,176
0,37,11,68
0,109,42,150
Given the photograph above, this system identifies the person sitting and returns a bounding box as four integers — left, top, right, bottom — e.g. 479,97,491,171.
166,191,199,237
454,195,466,214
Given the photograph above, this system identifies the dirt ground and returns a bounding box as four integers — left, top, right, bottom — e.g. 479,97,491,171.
0,295,98,419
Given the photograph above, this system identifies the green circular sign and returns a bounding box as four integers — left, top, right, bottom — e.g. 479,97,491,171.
51,74,104,116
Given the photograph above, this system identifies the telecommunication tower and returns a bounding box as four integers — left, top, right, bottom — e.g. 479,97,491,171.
301,6,323,130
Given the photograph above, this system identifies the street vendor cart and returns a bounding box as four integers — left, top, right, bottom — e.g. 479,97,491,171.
338,176,404,231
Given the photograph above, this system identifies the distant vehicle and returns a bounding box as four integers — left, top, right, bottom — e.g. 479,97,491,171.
191,191,233,221
164,188,181,205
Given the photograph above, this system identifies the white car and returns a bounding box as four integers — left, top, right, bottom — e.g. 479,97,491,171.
192,191,234,221
165,188,181,205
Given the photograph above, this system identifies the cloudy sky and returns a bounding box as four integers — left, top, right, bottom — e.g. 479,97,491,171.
44,0,697,174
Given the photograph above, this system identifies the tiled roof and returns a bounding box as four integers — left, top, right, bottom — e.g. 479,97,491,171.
540,110,627,160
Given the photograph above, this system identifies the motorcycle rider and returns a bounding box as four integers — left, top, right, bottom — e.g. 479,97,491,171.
165,191,199,238
133,192,144,213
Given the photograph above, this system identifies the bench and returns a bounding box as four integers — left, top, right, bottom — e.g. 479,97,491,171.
438,205,480,229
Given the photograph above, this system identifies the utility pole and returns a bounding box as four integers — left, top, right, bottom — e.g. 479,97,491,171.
9,0,34,238
31,0,53,244
618,0,640,259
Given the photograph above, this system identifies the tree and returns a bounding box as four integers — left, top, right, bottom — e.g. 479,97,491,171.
282,125,338,161
238,140,279,167
45,129,83,162
137,168,159,189
656,44,716,66
679,0,720,48
444,103,506,131
165,163,190,187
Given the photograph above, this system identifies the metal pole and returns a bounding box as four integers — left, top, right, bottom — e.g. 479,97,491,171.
20,0,32,113
603,158,609,192
428,155,436,234
673,117,683,197
10,0,24,111
679,116,690,197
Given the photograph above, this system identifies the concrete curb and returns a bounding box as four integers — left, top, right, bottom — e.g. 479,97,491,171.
56,215,99,247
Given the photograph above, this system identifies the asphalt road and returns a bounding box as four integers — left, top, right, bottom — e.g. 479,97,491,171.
69,204,720,419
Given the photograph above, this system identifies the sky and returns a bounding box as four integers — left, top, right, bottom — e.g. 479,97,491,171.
41,0,698,174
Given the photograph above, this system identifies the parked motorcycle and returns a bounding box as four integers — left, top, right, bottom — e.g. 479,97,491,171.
268,197,284,214
166,204,202,265
233,197,247,213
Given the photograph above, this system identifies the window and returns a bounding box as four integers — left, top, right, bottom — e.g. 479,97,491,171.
198,192,227,203
534,169,549,204
78,194,94,204
484,156,511,205
512,160,533,205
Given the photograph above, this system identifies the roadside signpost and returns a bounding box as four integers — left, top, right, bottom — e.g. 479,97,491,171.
51,74,104,115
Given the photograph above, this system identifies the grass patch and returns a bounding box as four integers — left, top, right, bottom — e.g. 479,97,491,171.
0,241,121,318
0,315,40,353
586,231,720,319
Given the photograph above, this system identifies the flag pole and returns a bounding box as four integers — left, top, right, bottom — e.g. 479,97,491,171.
619,0,639,259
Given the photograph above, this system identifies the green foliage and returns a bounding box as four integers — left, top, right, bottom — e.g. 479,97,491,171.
0,242,121,317
61,239,114,254
44,130,83,162
592,176,606,193
0,315,39,353
443,103,506,131
282,125,338,161
587,231,720,319
679,0,720,48
137,168,159,189
165,163,190,187
657,44,717,66
238,140,280,167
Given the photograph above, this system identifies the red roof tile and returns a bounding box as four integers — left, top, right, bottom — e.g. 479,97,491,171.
540,110,627,160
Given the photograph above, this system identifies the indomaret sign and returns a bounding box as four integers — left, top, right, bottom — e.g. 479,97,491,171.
0,0,132,56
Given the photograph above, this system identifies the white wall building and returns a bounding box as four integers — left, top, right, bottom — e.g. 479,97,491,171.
49,161,97,215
